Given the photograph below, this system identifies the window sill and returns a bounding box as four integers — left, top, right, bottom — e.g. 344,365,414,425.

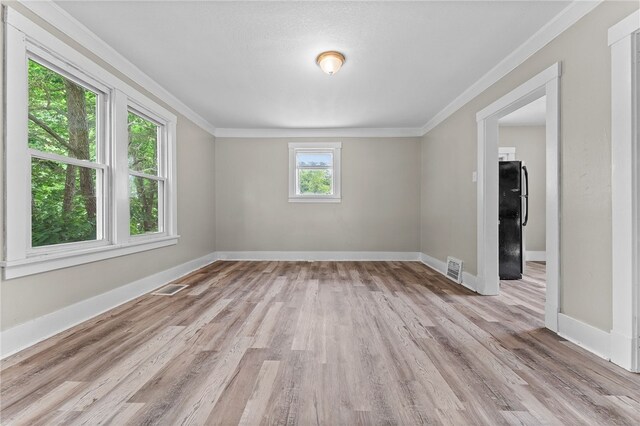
1,235,180,279
288,197,342,203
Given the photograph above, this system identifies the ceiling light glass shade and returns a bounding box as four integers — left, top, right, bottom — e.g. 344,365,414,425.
316,51,345,75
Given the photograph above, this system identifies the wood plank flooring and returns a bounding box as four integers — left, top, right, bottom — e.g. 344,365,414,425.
2,261,639,425
499,262,547,319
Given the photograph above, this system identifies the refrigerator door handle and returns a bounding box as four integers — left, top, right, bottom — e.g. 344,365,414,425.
522,165,529,227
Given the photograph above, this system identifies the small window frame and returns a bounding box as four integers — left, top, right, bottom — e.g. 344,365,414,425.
288,142,342,203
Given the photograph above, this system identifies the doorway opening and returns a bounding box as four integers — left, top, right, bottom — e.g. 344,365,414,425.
476,63,560,332
497,96,547,322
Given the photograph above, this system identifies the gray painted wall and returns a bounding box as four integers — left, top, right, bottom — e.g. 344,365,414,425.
3,1,638,340
420,1,639,332
215,137,421,252
0,3,217,331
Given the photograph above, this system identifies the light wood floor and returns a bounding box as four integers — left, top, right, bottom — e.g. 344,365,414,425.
2,261,640,425
499,261,547,320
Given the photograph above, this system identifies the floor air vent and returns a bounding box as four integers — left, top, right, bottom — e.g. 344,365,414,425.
446,257,463,283
152,284,188,296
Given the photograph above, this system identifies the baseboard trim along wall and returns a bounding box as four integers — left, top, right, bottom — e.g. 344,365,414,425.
216,251,421,262
525,251,547,261
419,252,478,292
2,251,622,371
610,330,638,372
0,251,420,358
557,313,611,361
0,252,218,359
418,253,621,368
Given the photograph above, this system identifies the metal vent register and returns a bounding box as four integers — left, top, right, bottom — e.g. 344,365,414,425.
152,284,188,296
446,257,463,283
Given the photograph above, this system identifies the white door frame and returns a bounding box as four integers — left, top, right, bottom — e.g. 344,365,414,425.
609,10,639,373
476,63,561,332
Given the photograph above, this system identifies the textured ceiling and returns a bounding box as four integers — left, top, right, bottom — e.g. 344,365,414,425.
57,1,571,130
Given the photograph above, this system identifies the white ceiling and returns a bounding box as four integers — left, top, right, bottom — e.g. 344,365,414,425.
499,96,547,126
56,1,571,132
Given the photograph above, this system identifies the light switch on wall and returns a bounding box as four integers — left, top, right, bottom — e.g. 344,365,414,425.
472,171,478,182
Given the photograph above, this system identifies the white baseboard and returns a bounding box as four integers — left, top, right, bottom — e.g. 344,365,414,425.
215,251,420,261
610,330,638,372
419,253,478,292
525,251,547,262
557,313,611,361
0,252,218,359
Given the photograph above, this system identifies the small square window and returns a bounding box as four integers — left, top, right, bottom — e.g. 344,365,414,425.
288,143,341,203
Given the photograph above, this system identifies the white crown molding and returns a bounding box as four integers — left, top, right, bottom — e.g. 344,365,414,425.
214,127,424,138
0,252,219,359
420,0,602,135
608,8,640,46
14,0,217,136
12,0,602,140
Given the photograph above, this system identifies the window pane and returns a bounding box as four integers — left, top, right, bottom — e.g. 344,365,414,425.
31,158,98,247
296,152,332,167
128,112,158,175
298,169,333,195
28,60,97,162
129,175,160,235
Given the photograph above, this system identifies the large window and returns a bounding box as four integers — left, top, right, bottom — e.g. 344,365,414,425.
288,142,341,202
28,59,105,248
4,9,177,278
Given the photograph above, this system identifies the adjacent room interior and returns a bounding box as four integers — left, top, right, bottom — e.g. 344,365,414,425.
1,1,640,424
498,95,548,322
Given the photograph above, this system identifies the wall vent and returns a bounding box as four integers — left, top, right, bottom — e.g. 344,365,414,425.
152,284,188,296
446,257,463,283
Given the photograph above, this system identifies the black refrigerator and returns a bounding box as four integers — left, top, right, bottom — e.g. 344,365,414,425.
499,161,529,280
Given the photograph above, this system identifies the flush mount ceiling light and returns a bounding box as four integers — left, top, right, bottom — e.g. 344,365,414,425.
316,51,345,75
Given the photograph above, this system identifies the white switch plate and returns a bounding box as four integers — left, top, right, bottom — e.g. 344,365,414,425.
472,171,478,182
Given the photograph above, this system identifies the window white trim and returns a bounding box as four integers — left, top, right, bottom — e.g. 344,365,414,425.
288,142,342,203
2,7,178,279
125,96,177,240
609,10,639,373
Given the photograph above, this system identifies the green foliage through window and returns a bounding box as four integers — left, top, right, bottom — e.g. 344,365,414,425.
129,176,159,235
31,159,97,247
28,59,98,247
298,169,332,195
128,112,158,175
128,111,161,235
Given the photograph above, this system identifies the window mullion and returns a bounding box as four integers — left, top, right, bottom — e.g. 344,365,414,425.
113,90,130,244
